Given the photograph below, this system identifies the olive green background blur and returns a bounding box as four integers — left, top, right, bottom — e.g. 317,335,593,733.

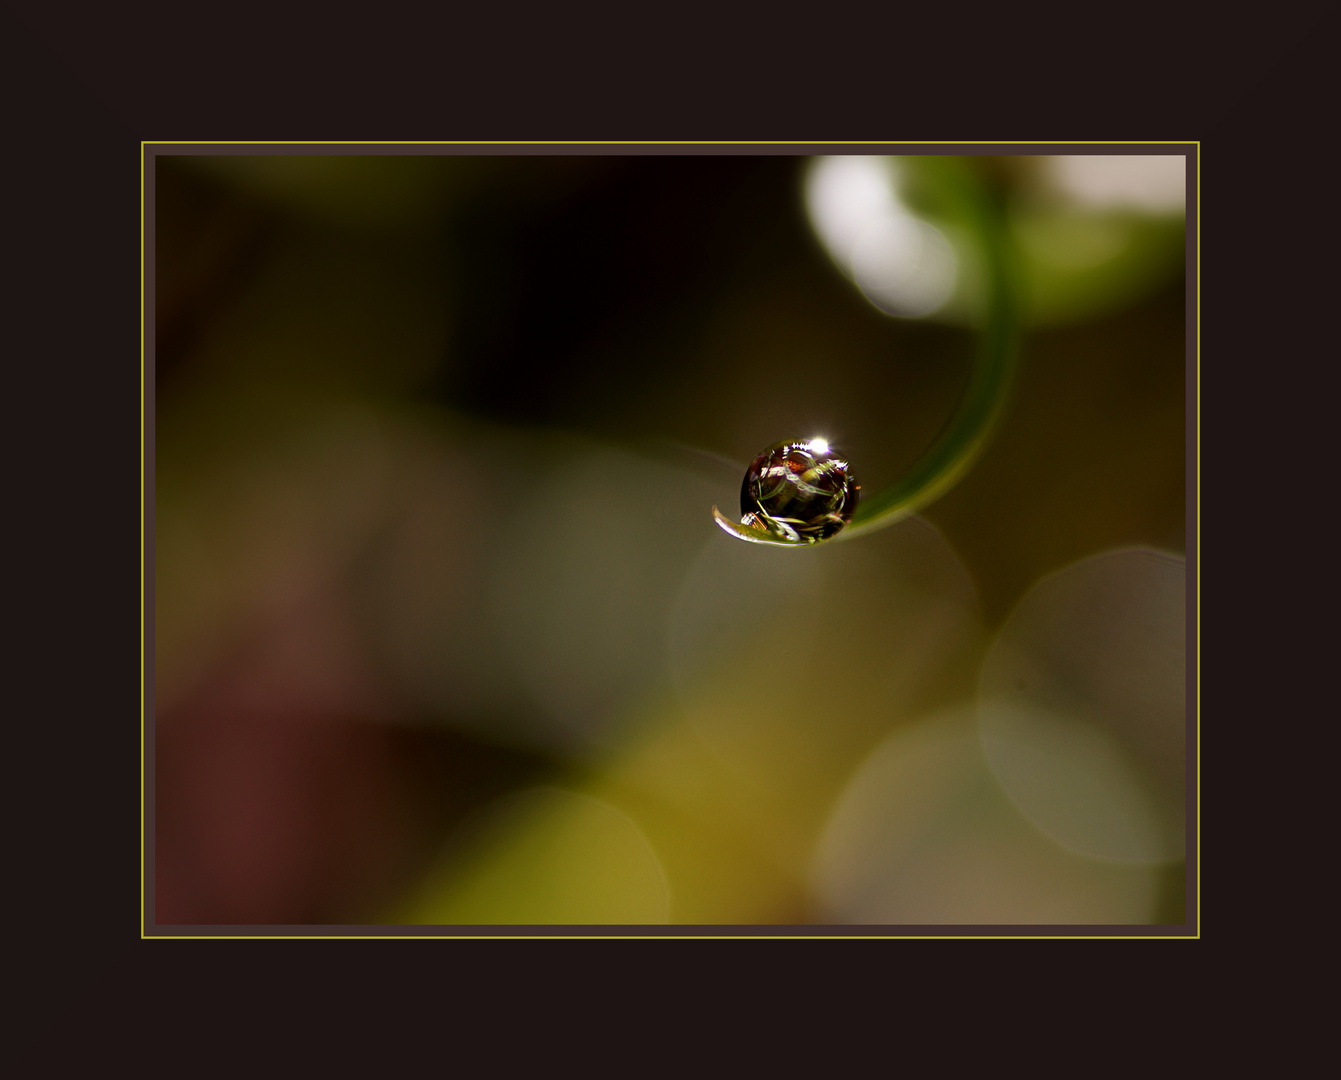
152,152,1189,927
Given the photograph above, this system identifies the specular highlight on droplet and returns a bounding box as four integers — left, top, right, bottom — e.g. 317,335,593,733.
723,437,859,545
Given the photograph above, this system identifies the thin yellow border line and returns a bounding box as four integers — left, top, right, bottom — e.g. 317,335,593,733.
140,145,147,938
1195,143,1201,934
143,140,1199,147
140,139,1200,941
134,930,1196,940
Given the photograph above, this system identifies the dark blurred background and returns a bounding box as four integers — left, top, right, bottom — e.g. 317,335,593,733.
152,151,1187,926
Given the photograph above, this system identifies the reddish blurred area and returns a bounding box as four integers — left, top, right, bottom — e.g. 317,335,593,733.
154,586,546,924
157,707,408,925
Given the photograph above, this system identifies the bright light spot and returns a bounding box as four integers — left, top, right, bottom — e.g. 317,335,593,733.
808,437,828,455
810,709,1159,924
805,156,898,273
853,216,958,318
979,700,1168,864
805,156,958,318
1046,155,1186,213
978,548,1186,864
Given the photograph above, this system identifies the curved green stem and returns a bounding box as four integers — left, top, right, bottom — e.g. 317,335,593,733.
713,157,1021,548
837,157,1020,541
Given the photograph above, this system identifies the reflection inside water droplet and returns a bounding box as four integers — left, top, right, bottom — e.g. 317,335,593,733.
737,438,859,544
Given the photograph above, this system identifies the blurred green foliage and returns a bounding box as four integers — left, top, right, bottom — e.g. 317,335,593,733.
153,151,1188,929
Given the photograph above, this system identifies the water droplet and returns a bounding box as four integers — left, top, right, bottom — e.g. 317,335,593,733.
738,438,859,543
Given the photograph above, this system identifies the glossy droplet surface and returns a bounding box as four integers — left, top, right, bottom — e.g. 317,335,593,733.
739,438,859,543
